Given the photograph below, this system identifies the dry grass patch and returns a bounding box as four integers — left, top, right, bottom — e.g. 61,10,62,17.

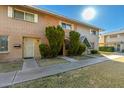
0,61,23,73
11,57,124,88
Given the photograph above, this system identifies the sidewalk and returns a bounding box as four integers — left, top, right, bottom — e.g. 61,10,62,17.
0,55,123,87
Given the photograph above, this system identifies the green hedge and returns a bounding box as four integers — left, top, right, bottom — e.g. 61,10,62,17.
69,31,80,55
77,44,86,55
99,46,115,52
90,50,98,54
46,25,64,57
39,44,51,58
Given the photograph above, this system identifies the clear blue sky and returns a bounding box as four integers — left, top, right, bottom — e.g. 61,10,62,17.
36,5,124,32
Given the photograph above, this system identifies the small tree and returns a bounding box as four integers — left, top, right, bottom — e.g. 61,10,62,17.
69,31,80,55
46,25,65,57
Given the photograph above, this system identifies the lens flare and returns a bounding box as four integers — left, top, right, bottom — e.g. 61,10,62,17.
82,7,96,21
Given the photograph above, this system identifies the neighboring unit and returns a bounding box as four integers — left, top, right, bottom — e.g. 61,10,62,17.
99,29,124,52
0,5,102,62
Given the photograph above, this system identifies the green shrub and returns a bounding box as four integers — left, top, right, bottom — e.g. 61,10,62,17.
39,44,51,58
122,49,124,53
69,31,80,55
77,44,86,55
90,50,98,54
46,25,64,57
99,46,115,52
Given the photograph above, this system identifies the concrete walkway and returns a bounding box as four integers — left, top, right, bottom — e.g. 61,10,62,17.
22,59,39,71
0,54,123,87
59,56,78,62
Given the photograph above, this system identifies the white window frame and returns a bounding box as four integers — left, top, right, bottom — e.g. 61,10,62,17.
13,8,37,23
13,9,25,20
60,21,74,30
90,29,97,35
0,36,9,53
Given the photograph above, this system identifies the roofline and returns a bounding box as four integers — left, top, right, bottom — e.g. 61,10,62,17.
21,5,104,31
102,30,124,36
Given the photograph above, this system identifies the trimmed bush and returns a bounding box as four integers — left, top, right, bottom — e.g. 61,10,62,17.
90,49,98,54
46,25,65,57
77,44,86,55
99,46,115,52
39,44,51,58
69,31,80,55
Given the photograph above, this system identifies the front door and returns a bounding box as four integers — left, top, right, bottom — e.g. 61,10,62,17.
24,38,34,58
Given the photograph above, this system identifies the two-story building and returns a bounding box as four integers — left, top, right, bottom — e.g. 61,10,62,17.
0,5,102,62
99,29,124,52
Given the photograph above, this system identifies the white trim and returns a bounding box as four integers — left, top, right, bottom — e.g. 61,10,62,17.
90,29,92,34
14,8,35,15
71,24,74,30
60,21,74,30
34,14,38,23
90,29,97,35
0,51,9,54
59,21,62,26
8,6,13,18
32,39,35,57
13,8,38,23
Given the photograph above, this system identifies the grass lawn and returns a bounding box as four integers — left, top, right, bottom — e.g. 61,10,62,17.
99,51,115,55
70,53,104,61
10,57,124,88
37,58,68,67
0,61,23,73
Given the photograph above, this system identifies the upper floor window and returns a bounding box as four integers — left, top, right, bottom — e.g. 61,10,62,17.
25,13,35,22
110,34,117,38
90,30,97,35
14,10,24,20
61,22,72,30
14,9,35,22
0,36,8,52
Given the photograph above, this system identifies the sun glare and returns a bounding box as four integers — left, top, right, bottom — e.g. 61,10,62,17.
82,7,96,21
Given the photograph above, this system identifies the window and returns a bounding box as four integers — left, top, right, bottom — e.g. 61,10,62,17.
62,23,66,29
80,36,91,48
25,13,34,22
83,38,91,48
92,31,96,35
13,9,35,22
14,10,24,20
110,35,117,38
91,30,97,35
61,22,72,30
0,36,8,52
